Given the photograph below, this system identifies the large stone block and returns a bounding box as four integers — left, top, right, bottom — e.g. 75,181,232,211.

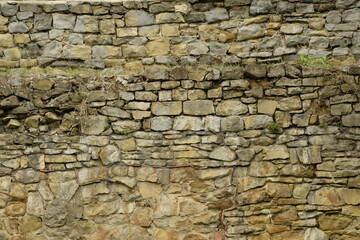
173,116,204,131
205,8,229,23
34,14,52,31
62,45,92,59
221,116,244,132
151,117,173,131
183,100,214,115
0,34,14,47
258,100,277,115
81,115,109,135
243,115,273,129
342,114,360,126
53,14,76,29
209,146,236,161
8,22,29,33
125,10,154,26
216,100,248,116
237,24,265,41
74,15,99,33
151,102,182,115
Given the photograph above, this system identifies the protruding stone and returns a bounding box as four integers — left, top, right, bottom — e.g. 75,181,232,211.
183,100,214,115
151,102,182,115
99,145,121,165
209,146,236,161
81,115,109,135
125,10,154,27
216,100,248,116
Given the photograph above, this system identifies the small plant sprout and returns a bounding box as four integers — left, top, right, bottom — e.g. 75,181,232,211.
267,122,281,133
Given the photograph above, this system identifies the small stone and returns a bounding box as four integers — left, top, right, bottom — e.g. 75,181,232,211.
209,146,236,161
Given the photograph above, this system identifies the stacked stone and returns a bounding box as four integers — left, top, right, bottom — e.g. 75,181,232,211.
0,0,359,69
0,64,360,239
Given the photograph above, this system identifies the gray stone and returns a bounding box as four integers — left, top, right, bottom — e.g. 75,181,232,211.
146,67,168,80
173,116,204,131
216,100,248,116
296,3,314,14
297,146,322,165
49,29,64,39
53,14,76,29
122,45,148,58
333,47,349,56
74,16,99,33
208,42,229,56
188,43,209,55
125,10,154,27
205,8,229,23
81,115,109,135
1,3,18,16
278,96,302,111
17,12,33,21
209,146,236,161
44,200,68,227
304,228,329,240
280,24,303,34
342,9,360,23
34,14,52,31
285,35,308,47
151,102,182,115
205,116,221,133
335,0,356,9
14,169,40,184
258,36,281,50
183,100,214,115
326,11,342,24
267,64,285,78
243,115,273,129
155,56,177,65
151,117,173,131
277,1,295,13
310,37,329,49
237,24,265,41
250,0,274,15
42,41,63,58
8,22,29,33
342,114,360,127
99,106,130,118
30,33,48,42
99,145,121,165
221,116,244,132
292,114,310,127
66,33,83,45
308,49,331,59
225,0,251,6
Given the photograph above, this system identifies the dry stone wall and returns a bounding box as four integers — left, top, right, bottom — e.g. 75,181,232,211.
0,64,360,240
0,0,359,69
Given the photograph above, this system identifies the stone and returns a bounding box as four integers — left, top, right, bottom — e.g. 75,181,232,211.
99,106,130,118
44,199,69,227
130,207,152,227
19,215,42,234
278,96,302,111
292,114,310,127
5,202,26,216
1,95,20,108
74,16,99,33
42,41,63,58
81,115,108,135
34,14,52,31
239,177,266,192
49,181,78,201
151,102,182,115
125,10,154,27
258,100,277,115
173,116,204,131
209,146,236,161
156,13,185,24
1,3,18,16
314,188,344,206
263,145,289,160
208,42,229,56
27,192,44,215
112,121,141,134
297,146,322,164
188,43,209,55
86,91,117,102
62,45,91,59
32,79,55,91
53,14,76,29
183,100,214,115
179,198,207,216
100,145,121,165
221,116,244,132
0,34,14,47
243,115,273,129
78,167,107,185
99,19,115,35
4,48,21,61
45,155,76,163
14,169,39,184
146,39,170,56
151,117,173,131
249,162,279,177
338,188,360,205
205,116,221,133
205,8,229,23
342,9,360,23
122,45,147,57
237,24,265,41
277,1,295,13
216,100,248,116
280,24,304,34
342,114,360,126
161,24,180,37
138,182,162,198
244,64,267,79
250,0,274,15
318,215,352,230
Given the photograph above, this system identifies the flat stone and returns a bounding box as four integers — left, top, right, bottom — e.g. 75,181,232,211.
99,106,130,118
209,146,236,161
99,145,121,165
78,167,107,185
263,145,289,160
151,116,173,131
53,13,76,29
221,116,244,132
280,24,304,34
258,100,277,115
205,8,229,23
237,24,265,41
74,16,99,33
112,121,141,134
243,115,273,129
42,40,63,58
173,116,204,131
81,115,108,135
314,187,344,206
342,114,360,126
183,100,214,115
216,100,248,116
297,146,322,164
14,169,39,184
245,64,267,79
278,96,302,111
62,45,91,59
188,43,209,55
151,102,182,115
155,13,185,24
125,10,154,27
20,215,42,234
138,182,162,198
318,215,352,230
34,14,52,31
0,34,14,47
250,0,274,15
8,22,29,33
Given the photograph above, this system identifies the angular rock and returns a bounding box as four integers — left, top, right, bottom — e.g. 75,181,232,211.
250,0,274,15
342,114,360,126
238,24,265,41
278,96,302,111
221,116,244,132
34,14,52,31
74,16,99,33
14,169,39,184
205,8,229,23
258,100,277,115
125,10,154,27
280,24,304,34
42,40,63,58
183,100,214,115
78,167,107,185
263,145,289,160
209,146,236,161
216,100,248,116
173,116,204,131
53,14,76,29
81,115,108,135
100,145,120,165
151,102,182,115
243,115,273,129
112,121,141,134
297,146,322,164
314,188,344,206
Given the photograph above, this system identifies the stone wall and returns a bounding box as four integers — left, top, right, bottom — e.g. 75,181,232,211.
0,64,360,240
0,0,359,70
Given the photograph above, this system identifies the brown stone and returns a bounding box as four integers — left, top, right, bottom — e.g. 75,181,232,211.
130,207,152,227
319,215,352,230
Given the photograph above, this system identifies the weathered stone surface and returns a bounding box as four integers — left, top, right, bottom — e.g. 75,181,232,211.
53,13,76,29
62,45,91,59
258,100,277,115
297,146,322,164
173,116,204,131
209,146,236,161
278,96,302,111
314,188,344,206
221,116,244,131
280,24,304,34
78,167,107,185
14,169,39,184
250,0,274,15
318,215,352,230
81,115,109,135
8,22,29,33
205,8,229,23
216,100,248,116
100,145,120,165
151,116,173,131
183,100,214,115
74,16,99,33
237,24,265,41
112,121,141,134
263,145,289,160
125,10,154,26
20,215,42,234
243,115,273,129
342,114,360,126
151,102,182,115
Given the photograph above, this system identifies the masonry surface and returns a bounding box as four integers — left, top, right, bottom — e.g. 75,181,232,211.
1,0,360,240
